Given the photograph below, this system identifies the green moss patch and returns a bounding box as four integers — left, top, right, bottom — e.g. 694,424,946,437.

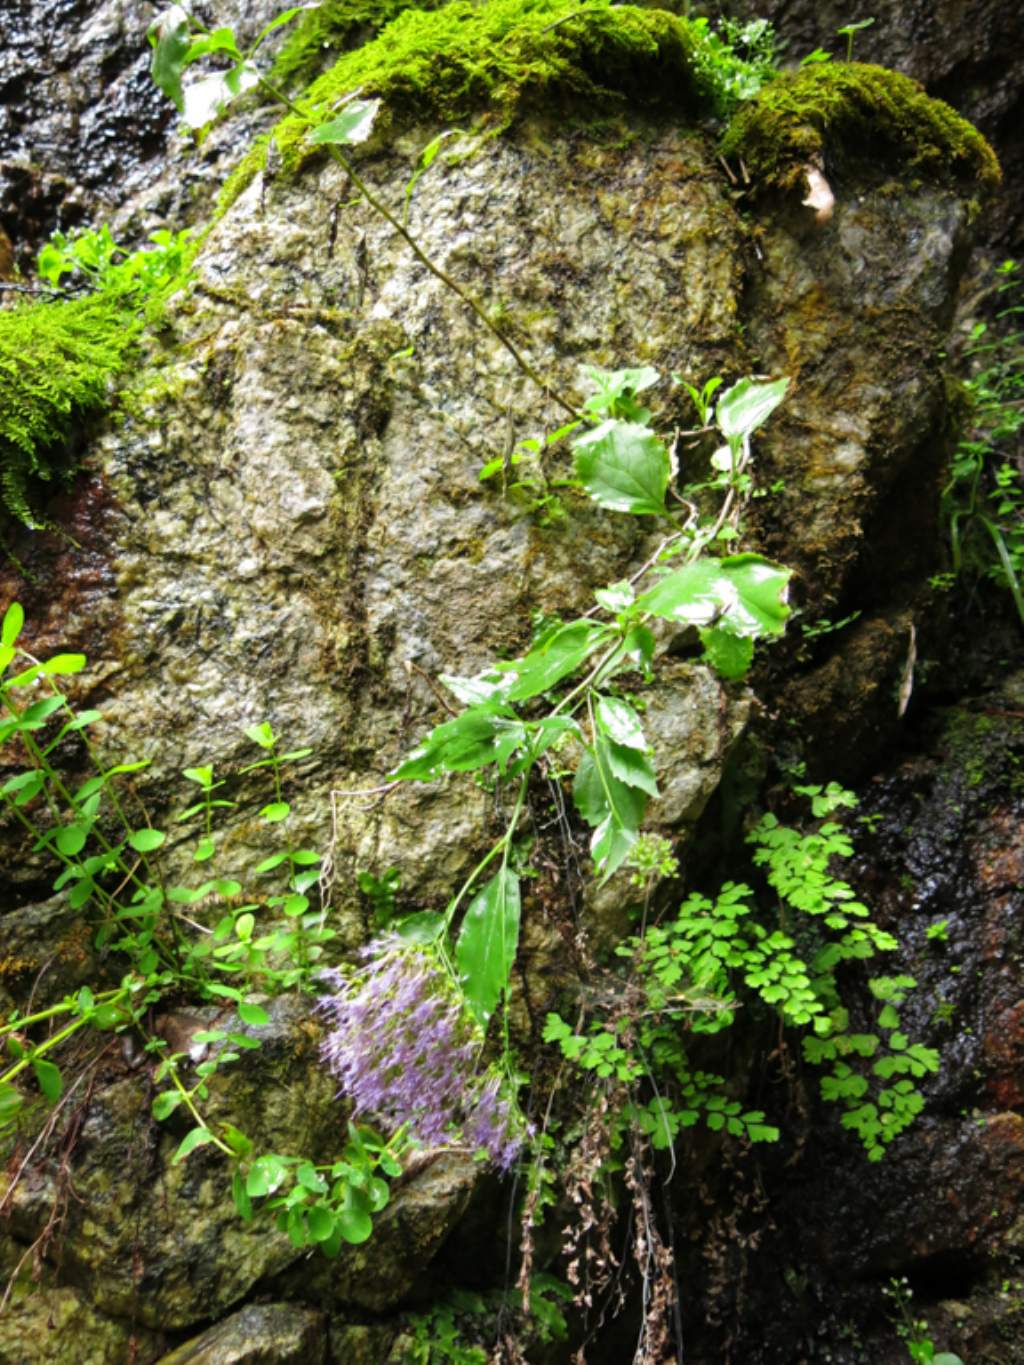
721,62,1000,193
223,1,704,211
0,291,144,527
270,1,447,91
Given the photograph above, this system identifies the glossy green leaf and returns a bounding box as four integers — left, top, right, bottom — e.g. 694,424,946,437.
456,868,521,1026
308,1204,336,1243
573,741,646,830
594,696,646,750
716,377,789,442
395,911,444,944
392,703,526,781
637,554,792,637
246,1154,287,1198
172,1126,215,1164
309,98,381,147
573,739,647,879
593,580,636,613
573,420,670,516
337,1185,374,1243
605,740,659,798
183,26,240,63
238,1001,269,1028
152,1091,183,1121
499,620,608,703
245,722,276,749
591,815,638,881
580,365,659,422
182,62,259,129
261,802,290,822
148,5,191,113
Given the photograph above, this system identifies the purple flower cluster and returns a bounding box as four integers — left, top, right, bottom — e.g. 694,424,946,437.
318,936,526,1171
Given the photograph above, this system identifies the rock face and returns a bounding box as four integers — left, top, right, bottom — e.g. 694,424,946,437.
0,5,1015,1363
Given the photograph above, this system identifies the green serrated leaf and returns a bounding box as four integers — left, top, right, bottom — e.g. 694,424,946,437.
499,620,608,703
573,420,669,516
392,703,526,781
699,627,754,679
456,868,521,1026
604,739,659,797
594,696,646,749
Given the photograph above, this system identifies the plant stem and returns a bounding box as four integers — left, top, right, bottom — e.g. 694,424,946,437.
255,76,580,421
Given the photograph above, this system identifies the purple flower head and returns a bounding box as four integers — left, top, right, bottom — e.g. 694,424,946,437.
317,936,528,1171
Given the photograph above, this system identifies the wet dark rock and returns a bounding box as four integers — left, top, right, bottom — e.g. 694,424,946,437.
155,1303,327,1364
0,1,283,268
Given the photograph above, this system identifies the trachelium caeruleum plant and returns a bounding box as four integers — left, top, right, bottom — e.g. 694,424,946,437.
318,935,529,1169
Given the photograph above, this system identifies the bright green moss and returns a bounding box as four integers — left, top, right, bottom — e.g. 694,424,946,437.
269,1,447,90
221,1,704,212
721,62,1000,193
0,291,143,526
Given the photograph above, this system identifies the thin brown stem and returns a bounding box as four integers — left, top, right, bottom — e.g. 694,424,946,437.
255,77,580,420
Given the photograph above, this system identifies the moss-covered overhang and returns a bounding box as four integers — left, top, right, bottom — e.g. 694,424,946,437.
721,61,1001,196
221,0,705,210
221,5,999,219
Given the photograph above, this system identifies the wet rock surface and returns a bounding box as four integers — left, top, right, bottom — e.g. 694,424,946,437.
0,0,282,268
674,683,1024,1364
